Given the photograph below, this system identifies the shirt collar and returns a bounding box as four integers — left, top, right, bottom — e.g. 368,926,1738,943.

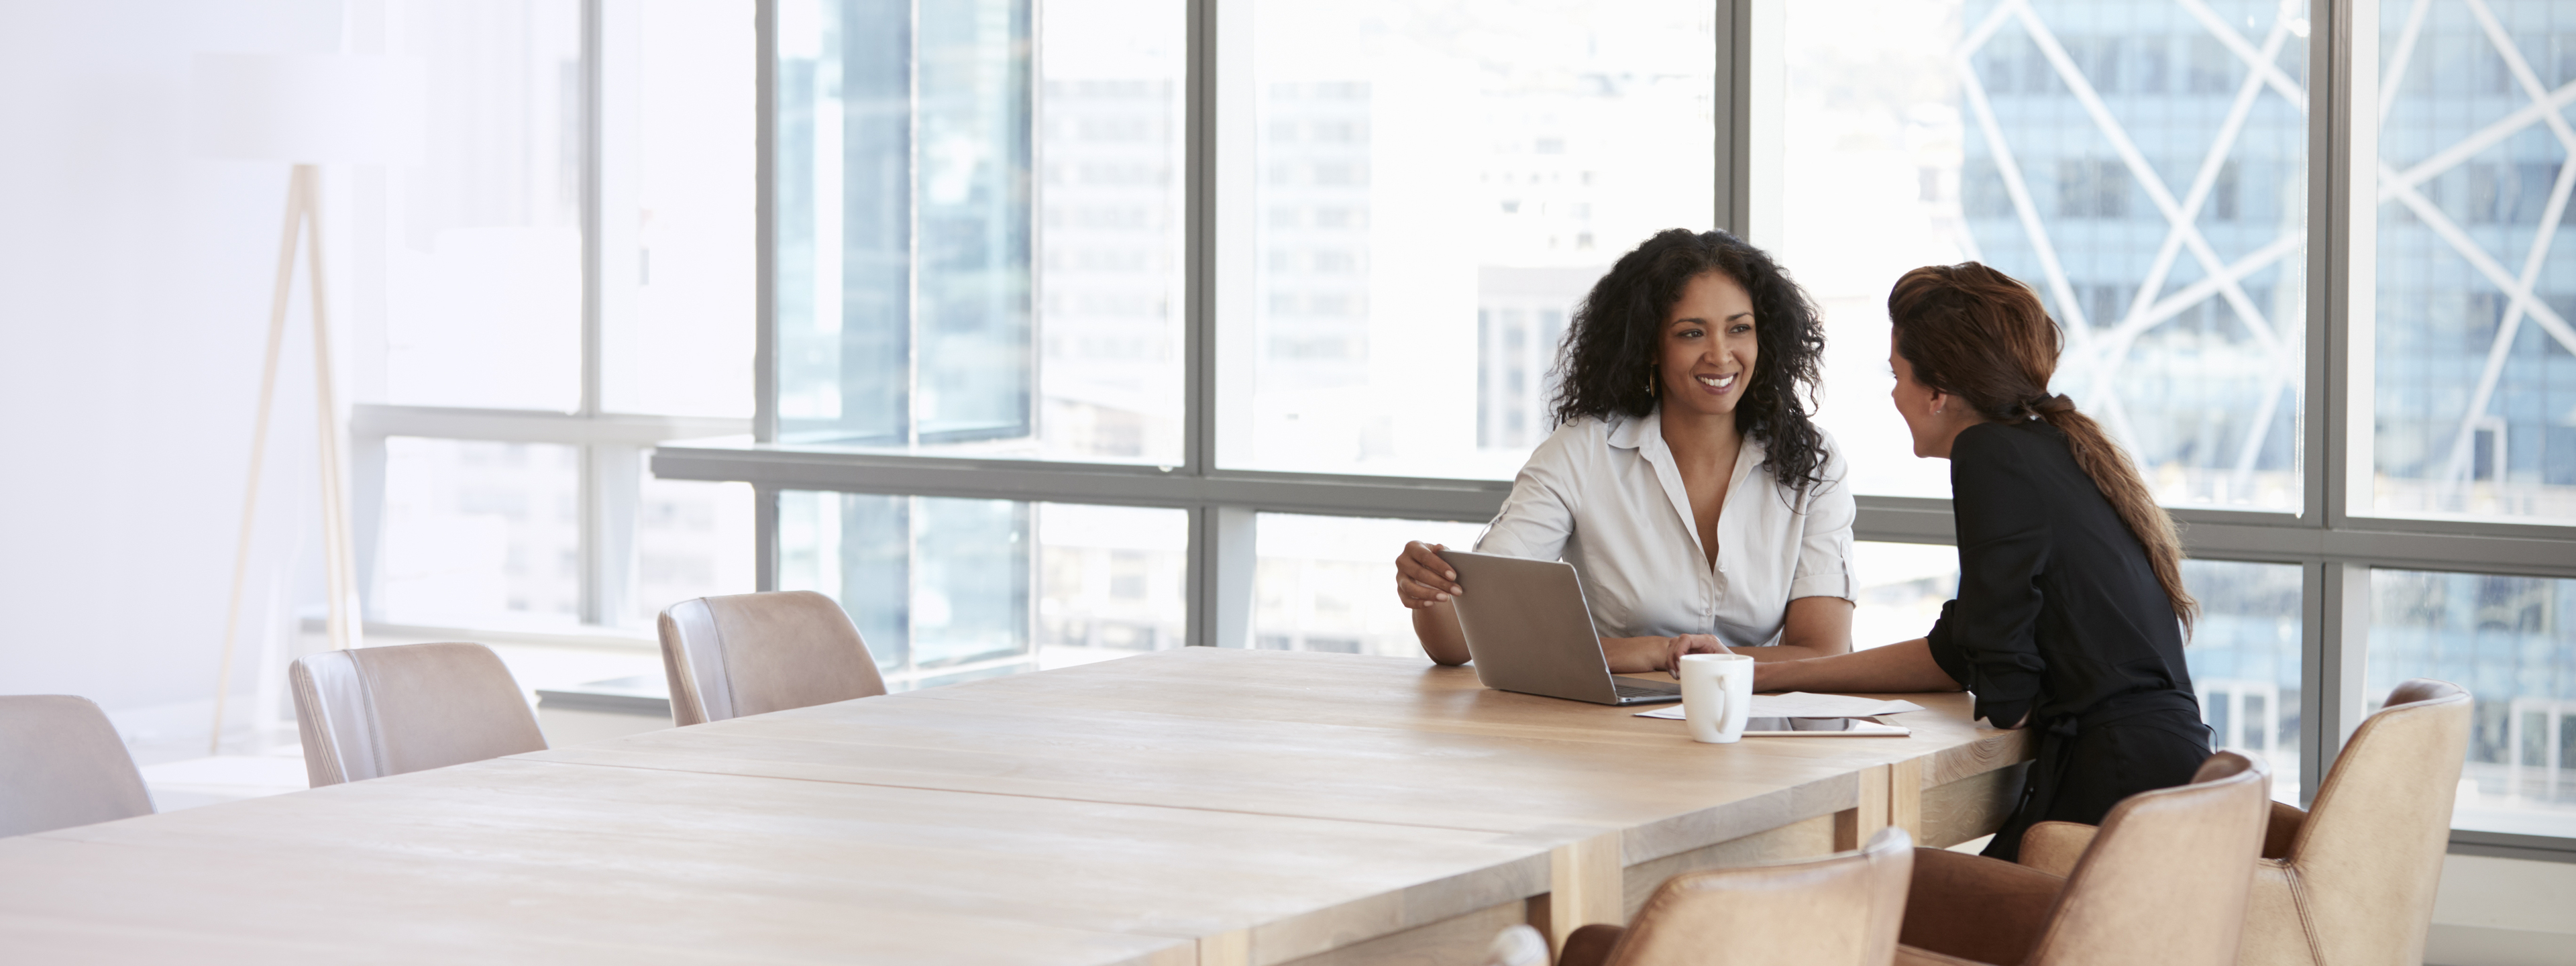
1608,405,1769,466
1606,407,1660,450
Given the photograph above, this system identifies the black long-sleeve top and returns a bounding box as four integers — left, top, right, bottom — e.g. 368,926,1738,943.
1924,420,2196,729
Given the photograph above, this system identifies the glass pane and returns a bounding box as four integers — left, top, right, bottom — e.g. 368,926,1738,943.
771,0,1186,462
2371,570,2576,837
1851,541,1961,650
377,0,585,411
1219,1,1715,478
777,493,1184,690
1786,0,2308,509
1034,504,1189,667
602,0,758,417
627,466,757,627
1252,513,1485,657
2184,559,2303,804
2369,3,2576,522
374,438,582,627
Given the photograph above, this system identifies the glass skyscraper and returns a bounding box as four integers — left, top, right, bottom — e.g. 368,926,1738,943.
1940,0,2573,830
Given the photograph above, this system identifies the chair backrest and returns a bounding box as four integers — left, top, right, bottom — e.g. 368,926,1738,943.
289,643,546,787
1601,826,1914,966
2279,678,2471,965
658,591,887,727
0,696,153,837
2027,751,2271,966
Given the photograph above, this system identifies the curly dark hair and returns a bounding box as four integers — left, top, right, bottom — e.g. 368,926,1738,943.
1548,228,1831,493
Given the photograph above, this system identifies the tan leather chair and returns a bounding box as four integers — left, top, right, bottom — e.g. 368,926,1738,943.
1895,751,2271,966
0,695,154,837
289,643,547,787
1554,826,1914,966
657,590,888,727
2019,680,2471,966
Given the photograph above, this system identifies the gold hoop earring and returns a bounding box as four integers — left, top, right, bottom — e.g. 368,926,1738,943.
1645,373,1658,396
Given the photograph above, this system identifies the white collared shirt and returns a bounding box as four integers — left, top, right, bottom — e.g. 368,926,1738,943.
1474,405,1856,646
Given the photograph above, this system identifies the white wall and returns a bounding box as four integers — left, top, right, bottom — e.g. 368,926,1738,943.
0,0,347,740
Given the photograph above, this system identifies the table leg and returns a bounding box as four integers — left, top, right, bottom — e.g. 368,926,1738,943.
1197,928,1250,966
1545,831,1623,954
1834,763,1892,851
1890,757,1924,842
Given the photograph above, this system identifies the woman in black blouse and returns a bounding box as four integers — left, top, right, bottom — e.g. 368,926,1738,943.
1748,262,2210,860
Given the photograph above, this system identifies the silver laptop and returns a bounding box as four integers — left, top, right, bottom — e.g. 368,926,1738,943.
1438,549,1683,706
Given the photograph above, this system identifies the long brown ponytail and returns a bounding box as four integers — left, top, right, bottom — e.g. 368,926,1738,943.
1888,263,2198,635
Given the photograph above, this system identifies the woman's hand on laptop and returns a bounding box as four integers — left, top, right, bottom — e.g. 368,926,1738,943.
1662,634,1734,679
1394,541,1466,608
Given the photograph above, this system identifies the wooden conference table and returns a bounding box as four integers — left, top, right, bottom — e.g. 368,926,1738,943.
0,648,2032,965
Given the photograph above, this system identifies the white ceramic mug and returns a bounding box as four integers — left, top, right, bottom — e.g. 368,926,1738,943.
1678,653,1755,744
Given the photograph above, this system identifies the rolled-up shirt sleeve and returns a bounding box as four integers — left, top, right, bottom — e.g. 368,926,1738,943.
1923,427,2049,728
1787,440,1857,602
1474,430,1578,561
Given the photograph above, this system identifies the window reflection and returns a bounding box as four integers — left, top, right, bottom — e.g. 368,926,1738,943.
2370,1,2576,523
1787,0,2308,509
2371,569,2576,837
778,494,1185,690
772,0,1185,462
2184,559,2304,803
1224,0,1716,479
376,0,586,411
376,439,583,627
1254,514,1485,657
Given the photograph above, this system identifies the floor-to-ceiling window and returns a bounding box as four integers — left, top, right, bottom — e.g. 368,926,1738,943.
1767,0,2575,847
352,0,759,638
637,0,2576,855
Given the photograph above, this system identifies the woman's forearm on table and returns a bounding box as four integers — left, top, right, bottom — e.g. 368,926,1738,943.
1754,638,1963,693
1600,635,1671,674
1739,644,1839,662
1413,602,1471,665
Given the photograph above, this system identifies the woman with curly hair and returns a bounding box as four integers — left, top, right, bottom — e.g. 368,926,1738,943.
1395,228,1857,673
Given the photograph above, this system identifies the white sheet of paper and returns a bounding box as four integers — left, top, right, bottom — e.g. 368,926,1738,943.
1633,692,1929,720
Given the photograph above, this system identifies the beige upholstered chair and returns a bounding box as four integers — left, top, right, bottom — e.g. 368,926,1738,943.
657,590,887,727
2019,680,2472,966
1552,826,1914,966
289,643,547,787
1895,751,2271,966
0,696,154,837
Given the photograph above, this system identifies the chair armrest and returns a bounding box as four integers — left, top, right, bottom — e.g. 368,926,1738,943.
1896,944,1997,966
2017,820,2099,878
1557,924,1625,966
1900,847,2065,966
2262,800,2306,860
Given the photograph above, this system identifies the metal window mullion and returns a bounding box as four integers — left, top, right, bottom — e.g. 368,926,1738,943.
755,0,780,444
1181,0,1230,646
905,0,922,449
2307,0,2376,788
584,444,641,626
1185,0,1216,479
579,0,609,625
1713,0,1749,235
2308,559,2373,805
582,0,606,420
1028,2,1047,464
755,483,781,592
1186,504,1256,649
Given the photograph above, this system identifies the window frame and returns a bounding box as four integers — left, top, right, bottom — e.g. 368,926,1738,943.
350,0,754,637
648,0,2576,859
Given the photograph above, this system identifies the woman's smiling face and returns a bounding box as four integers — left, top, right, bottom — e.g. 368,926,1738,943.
1656,271,1760,419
